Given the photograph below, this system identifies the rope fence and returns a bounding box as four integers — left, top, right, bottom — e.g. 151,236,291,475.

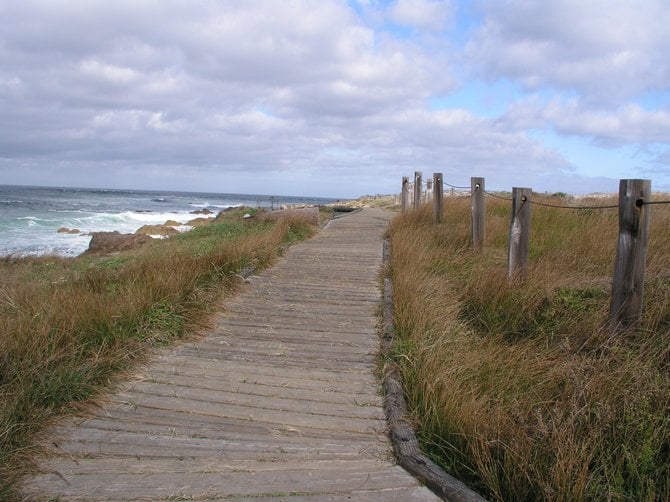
398,173,667,332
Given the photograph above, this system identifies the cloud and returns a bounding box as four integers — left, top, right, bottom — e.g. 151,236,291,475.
1,0,664,196
466,0,670,104
502,97,670,146
388,0,454,31
0,0,462,183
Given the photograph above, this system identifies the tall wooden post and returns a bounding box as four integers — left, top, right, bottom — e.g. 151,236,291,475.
471,177,485,250
507,187,532,280
413,171,422,210
609,179,651,330
433,173,443,223
401,177,409,213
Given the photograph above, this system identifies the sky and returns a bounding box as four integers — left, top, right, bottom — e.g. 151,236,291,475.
1,0,669,198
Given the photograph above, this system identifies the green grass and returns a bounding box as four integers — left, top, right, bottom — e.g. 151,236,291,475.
0,208,317,498
388,197,670,501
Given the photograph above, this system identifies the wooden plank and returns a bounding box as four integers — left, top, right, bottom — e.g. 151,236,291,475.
32,458,399,476
49,433,385,461
138,371,383,406
109,381,385,420
150,356,377,385
25,465,425,501
77,406,384,443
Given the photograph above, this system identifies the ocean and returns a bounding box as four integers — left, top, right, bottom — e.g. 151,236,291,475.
0,185,336,257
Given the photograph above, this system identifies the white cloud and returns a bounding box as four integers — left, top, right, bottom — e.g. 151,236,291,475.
389,0,454,31
0,0,666,196
502,97,670,145
467,0,670,104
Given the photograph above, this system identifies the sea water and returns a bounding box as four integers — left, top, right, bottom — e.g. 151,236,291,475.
0,185,336,257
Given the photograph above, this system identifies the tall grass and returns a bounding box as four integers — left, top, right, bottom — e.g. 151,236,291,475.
0,208,316,497
389,197,669,501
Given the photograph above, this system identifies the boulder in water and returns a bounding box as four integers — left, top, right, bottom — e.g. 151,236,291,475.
190,208,213,215
57,227,80,234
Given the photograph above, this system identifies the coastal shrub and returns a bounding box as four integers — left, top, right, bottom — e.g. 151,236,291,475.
0,211,316,497
388,199,669,500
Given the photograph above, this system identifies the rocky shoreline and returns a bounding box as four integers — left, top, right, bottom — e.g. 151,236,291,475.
56,208,219,256
77,205,325,256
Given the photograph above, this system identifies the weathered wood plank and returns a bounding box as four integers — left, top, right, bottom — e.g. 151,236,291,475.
26,465,425,500
137,371,383,405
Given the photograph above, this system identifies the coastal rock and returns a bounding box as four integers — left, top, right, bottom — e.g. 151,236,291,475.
135,224,179,236
163,219,181,227
85,231,152,255
57,227,80,234
190,208,213,215
186,217,214,227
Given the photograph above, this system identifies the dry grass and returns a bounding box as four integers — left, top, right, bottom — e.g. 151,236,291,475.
0,208,317,498
389,196,669,501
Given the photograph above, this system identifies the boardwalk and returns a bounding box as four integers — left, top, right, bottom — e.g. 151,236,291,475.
23,208,440,501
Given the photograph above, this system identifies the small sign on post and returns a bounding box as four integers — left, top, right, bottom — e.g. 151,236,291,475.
471,177,485,250
609,179,651,331
507,187,532,280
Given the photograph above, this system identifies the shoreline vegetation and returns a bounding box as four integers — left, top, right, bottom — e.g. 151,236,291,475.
388,195,669,500
0,205,325,497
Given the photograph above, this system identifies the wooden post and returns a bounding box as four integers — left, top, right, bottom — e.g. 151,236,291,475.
426,179,433,203
401,177,409,213
433,173,443,223
413,171,422,210
609,179,651,330
471,177,485,250
507,187,532,280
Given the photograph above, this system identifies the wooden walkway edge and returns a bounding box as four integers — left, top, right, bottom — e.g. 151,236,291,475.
22,208,440,501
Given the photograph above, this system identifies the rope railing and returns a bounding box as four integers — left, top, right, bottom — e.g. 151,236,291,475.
482,189,512,202
443,181,470,190
526,198,618,210
407,176,670,211
398,174,660,331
